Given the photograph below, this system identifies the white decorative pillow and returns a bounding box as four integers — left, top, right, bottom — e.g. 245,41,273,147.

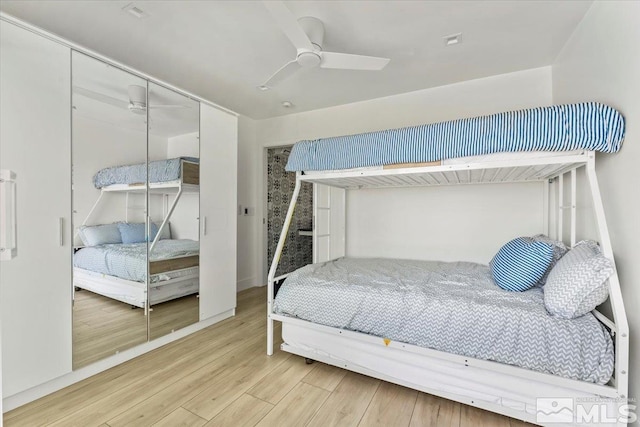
77,223,122,247
532,234,569,286
544,240,614,319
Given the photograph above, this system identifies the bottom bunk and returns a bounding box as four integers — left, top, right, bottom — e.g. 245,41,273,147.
271,256,625,426
73,266,199,308
277,319,623,426
73,238,200,308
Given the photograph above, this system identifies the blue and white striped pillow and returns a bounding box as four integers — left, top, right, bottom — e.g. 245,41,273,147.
490,237,555,292
532,234,569,286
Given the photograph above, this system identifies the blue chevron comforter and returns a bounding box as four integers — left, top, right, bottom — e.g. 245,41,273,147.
93,157,199,189
74,239,199,282
273,257,614,384
285,103,624,171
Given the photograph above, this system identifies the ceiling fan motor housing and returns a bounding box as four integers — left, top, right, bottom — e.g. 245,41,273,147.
298,16,324,51
127,84,148,114
128,85,147,103
296,17,324,68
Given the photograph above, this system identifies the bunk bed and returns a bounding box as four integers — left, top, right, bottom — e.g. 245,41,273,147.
73,157,200,311
267,103,630,426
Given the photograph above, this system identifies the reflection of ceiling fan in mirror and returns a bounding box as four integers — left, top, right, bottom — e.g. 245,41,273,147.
73,85,189,115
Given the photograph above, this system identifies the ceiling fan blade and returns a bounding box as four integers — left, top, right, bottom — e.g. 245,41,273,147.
149,105,190,109
73,86,129,109
263,1,314,51
262,60,302,88
320,52,390,70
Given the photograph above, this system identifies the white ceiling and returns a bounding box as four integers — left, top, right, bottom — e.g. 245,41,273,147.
0,1,592,119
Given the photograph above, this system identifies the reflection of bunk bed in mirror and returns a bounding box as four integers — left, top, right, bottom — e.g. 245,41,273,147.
73,157,199,312
267,103,630,425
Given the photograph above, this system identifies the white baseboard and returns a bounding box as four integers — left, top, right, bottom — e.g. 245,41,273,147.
2,308,235,412
237,276,256,292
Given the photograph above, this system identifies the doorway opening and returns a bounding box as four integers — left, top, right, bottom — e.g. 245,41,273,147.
265,146,313,288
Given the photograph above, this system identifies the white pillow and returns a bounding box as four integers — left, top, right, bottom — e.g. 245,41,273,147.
544,240,614,319
78,223,122,247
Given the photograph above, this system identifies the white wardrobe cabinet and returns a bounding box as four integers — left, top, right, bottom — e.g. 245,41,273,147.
1,17,238,412
0,20,73,397
199,104,238,321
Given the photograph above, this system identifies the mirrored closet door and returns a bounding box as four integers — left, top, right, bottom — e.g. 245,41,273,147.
147,83,200,340
71,52,149,369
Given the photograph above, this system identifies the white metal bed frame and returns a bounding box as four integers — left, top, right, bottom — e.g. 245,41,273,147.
73,161,200,313
266,150,630,426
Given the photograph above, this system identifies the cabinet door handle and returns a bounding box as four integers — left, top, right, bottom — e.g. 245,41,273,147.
0,170,18,260
59,217,64,246
202,216,207,236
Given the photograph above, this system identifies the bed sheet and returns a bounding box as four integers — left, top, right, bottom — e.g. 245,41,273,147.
274,257,614,384
74,239,199,282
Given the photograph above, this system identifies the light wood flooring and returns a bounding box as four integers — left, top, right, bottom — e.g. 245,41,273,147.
73,290,199,369
7,287,536,427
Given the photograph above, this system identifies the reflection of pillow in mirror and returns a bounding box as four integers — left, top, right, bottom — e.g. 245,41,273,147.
118,222,149,244
78,224,122,247
154,222,171,240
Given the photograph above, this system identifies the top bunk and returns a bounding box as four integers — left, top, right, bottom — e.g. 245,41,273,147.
93,157,199,194
286,103,625,189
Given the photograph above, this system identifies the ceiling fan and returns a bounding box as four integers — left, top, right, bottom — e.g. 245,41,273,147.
73,85,189,115
260,1,390,89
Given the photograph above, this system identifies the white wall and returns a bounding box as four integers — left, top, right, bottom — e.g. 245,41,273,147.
162,132,200,240
552,0,640,402
347,183,543,264
167,132,199,158
240,67,553,285
72,115,166,243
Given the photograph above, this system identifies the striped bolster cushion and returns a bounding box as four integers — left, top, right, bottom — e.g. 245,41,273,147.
490,237,554,292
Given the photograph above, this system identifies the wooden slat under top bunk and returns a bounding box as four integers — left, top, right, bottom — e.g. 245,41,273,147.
299,152,591,189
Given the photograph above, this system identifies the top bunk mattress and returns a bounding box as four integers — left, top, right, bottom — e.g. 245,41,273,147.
273,257,614,384
93,157,199,189
285,103,625,171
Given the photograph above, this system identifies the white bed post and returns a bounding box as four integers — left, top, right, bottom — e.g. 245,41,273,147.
584,153,629,403
543,179,550,238
74,191,105,239
570,168,577,247
267,173,302,355
557,174,564,242
149,186,183,253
